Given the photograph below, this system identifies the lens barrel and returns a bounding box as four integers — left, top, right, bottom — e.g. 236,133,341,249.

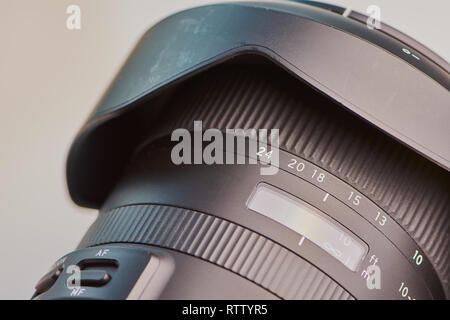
66,60,448,300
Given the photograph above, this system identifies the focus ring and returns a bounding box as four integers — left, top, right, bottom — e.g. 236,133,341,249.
79,204,354,300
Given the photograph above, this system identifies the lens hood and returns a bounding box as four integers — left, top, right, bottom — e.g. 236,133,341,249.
67,1,450,209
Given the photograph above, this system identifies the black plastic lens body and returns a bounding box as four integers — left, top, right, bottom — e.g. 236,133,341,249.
33,1,450,300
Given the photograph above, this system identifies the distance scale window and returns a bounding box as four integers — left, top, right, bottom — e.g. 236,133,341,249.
247,183,368,271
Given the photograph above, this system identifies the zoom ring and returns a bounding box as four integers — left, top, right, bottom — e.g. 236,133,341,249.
78,204,354,300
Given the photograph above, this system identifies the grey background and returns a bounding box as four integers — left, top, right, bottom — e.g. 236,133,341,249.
0,0,448,299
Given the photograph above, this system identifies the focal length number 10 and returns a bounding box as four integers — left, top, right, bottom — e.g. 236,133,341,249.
412,250,423,266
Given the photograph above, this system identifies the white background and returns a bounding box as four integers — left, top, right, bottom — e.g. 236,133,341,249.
0,0,448,299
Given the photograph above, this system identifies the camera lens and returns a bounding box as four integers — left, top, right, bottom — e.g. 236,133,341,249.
32,1,450,300
73,59,448,300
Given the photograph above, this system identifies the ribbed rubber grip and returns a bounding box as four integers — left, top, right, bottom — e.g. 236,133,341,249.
79,204,354,300
146,62,449,295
